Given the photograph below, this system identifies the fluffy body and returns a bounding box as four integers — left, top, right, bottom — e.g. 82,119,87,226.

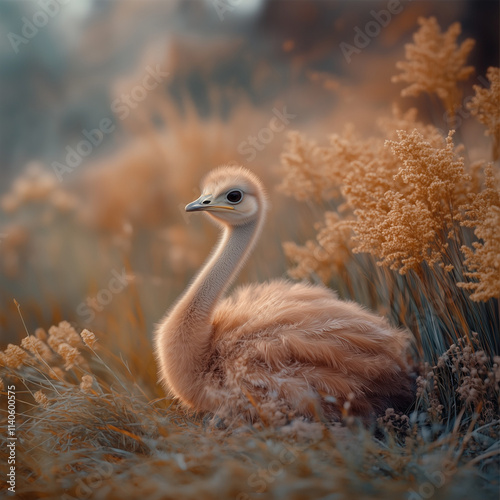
155,166,413,422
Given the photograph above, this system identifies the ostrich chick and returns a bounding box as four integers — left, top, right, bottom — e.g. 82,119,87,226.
155,166,413,422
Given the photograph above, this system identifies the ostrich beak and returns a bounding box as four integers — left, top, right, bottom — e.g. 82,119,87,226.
185,195,235,212
185,199,206,212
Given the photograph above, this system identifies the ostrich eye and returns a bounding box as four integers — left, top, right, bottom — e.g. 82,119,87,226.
226,190,243,204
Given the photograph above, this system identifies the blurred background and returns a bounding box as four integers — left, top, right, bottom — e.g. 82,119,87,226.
0,0,498,385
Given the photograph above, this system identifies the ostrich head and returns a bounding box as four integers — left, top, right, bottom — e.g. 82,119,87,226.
185,165,268,226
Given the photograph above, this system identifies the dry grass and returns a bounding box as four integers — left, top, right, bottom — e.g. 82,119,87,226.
392,16,475,116
0,16,499,500
0,322,498,500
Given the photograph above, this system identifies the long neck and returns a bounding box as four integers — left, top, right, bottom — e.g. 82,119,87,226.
183,220,258,318
155,216,263,408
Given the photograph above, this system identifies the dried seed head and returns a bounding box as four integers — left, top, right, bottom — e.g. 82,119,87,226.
1,344,28,369
21,336,52,361
48,321,82,352
81,329,97,349
57,343,81,371
80,375,94,393
34,390,49,408
392,17,475,115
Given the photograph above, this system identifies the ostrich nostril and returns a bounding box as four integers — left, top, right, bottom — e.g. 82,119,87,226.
202,200,211,205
